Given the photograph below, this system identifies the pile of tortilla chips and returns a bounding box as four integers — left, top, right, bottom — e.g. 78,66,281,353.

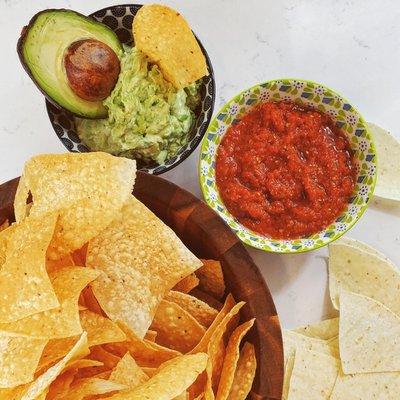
0,152,256,400
282,236,400,399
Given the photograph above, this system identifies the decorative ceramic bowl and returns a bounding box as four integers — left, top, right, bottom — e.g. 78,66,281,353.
46,4,215,175
199,79,377,253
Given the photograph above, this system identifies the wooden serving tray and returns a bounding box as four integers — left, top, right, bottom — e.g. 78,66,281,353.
0,172,283,399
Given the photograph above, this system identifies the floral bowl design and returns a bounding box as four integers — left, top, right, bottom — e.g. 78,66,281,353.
199,79,377,253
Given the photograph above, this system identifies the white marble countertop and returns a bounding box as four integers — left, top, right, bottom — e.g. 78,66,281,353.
1,0,399,328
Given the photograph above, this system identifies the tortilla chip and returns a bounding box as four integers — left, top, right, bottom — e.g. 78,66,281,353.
291,318,339,340
88,346,120,370
173,274,199,293
226,342,256,400
87,196,201,338
368,122,400,201
80,286,104,316
19,333,88,400
0,267,99,339
286,348,339,400
166,291,218,327
282,352,295,400
0,224,11,266
197,260,225,299
14,153,136,259
0,213,59,323
105,322,181,368
151,300,206,353
106,353,208,400
80,310,126,347
329,242,400,314
133,4,208,89
330,369,400,399
109,353,148,389
216,319,255,400
191,289,223,311
0,335,47,388
339,290,400,373
71,243,88,267
144,330,157,342
46,253,75,274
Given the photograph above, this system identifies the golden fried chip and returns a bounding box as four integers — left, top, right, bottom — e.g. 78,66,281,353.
173,273,199,293
0,213,59,323
107,353,208,400
226,342,256,400
151,300,205,353
46,253,75,274
80,286,105,316
133,4,208,89
87,196,201,338
145,330,157,342
166,291,218,327
191,289,223,311
110,353,148,389
216,319,255,400
88,346,121,371
0,335,47,388
197,260,225,299
14,153,136,259
72,244,88,267
0,267,99,338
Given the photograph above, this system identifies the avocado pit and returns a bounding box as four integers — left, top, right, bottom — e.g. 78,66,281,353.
64,39,120,102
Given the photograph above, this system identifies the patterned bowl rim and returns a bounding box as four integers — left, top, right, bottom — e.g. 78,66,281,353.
46,3,216,176
199,78,377,254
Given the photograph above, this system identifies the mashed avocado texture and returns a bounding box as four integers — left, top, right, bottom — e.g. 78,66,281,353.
75,46,200,164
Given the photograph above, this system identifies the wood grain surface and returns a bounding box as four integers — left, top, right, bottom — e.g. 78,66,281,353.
0,172,283,399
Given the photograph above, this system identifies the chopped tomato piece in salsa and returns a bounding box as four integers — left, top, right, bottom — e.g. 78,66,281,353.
216,101,357,239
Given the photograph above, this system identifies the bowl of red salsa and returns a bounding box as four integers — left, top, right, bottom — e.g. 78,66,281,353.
199,79,377,253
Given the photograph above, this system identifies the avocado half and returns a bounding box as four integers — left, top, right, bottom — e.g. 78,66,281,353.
17,9,123,119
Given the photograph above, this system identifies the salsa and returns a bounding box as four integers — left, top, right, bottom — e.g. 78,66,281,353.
216,101,357,239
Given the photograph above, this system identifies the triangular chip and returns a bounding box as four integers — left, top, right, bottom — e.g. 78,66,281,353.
106,353,208,400
173,274,199,293
14,153,136,258
151,300,205,353
291,318,339,340
109,353,148,389
286,348,339,399
328,242,400,314
339,290,400,373
0,267,99,338
282,352,295,400
368,122,400,201
0,213,58,322
87,196,201,338
197,260,225,299
226,342,256,400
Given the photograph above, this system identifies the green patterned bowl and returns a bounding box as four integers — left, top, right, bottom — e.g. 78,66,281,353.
199,79,377,253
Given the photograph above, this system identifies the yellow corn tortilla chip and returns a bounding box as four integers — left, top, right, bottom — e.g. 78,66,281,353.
339,290,400,373
105,322,181,368
216,319,255,400
46,253,75,274
286,348,339,400
71,244,88,267
14,153,136,259
145,330,157,342
226,342,256,400
133,4,208,89
0,213,59,323
166,291,218,327
329,242,400,313
197,260,225,299
80,310,126,347
109,353,148,389
0,267,99,338
0,224,11,266
151,300,206,353
173,273,199,293
0,335,47,388
291,318,339,340
330,369,400,399
107,353,208,400
88,346,120,370
80,286,104,316
368,122,400,201
173,392,188,400
87,196,201,338
282,352,295,400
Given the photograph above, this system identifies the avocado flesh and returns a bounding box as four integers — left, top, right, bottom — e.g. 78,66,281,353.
20,10,123,119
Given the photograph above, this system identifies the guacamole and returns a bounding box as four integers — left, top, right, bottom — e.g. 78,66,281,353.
75,46,200,164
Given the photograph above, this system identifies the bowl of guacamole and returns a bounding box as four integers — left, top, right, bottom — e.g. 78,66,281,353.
46,4,215,174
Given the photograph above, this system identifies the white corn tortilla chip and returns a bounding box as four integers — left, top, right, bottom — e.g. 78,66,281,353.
291,318,339,340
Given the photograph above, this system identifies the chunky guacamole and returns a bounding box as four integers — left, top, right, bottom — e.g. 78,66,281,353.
75,46,200,164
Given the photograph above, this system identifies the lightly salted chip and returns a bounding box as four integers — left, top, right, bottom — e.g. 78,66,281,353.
14,153,136,259
339,290,400,374
368,122,400,201
291,317,339,340
328,242,400,314
109,353,148,389
133,4,208,89
87,196,202,338
106,353,208,400
0,212,59,323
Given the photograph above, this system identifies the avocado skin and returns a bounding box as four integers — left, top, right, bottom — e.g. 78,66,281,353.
17,9,123,119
